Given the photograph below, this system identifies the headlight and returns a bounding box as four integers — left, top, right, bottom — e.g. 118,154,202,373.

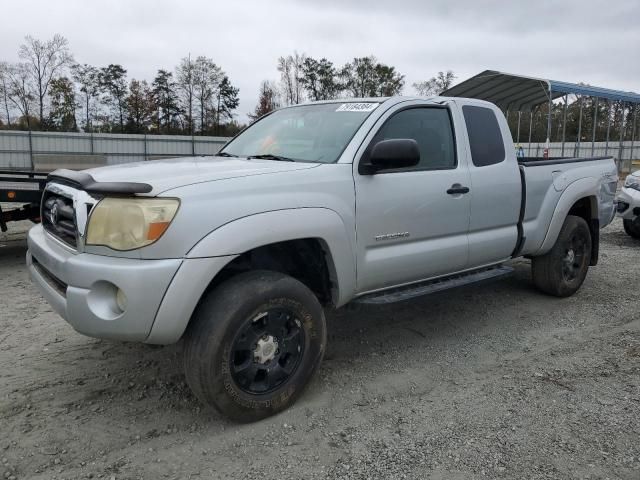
86,197,179,251
625,175,640,191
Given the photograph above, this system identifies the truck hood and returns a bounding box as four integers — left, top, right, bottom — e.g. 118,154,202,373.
83,156,319,194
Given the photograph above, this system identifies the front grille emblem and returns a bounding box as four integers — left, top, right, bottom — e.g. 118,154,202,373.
43,183,96,250
50,202,59,226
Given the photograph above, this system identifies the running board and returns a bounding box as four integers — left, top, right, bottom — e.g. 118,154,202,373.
353,265,514,305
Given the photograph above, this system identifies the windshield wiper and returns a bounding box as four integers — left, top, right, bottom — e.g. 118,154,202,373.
216,151,238,157
247,154,295,162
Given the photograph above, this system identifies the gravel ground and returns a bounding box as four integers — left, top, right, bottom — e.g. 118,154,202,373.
1,218,639,480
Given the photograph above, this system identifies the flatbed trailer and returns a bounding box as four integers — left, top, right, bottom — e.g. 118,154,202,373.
0,150,108,231
0,170,48,232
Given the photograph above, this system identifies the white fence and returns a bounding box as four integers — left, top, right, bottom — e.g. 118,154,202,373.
1,130,637,172
0,130,231,170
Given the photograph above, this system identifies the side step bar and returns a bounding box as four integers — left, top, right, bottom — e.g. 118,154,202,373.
353,265,514,305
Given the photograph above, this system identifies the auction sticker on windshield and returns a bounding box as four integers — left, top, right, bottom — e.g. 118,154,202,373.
335,103,379,112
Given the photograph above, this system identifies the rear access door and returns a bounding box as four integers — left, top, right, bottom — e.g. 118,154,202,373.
457,101,522,267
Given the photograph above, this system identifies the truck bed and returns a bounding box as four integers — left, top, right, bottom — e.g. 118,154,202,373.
518,156,618,257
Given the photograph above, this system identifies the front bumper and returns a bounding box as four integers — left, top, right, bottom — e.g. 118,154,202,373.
27,224,182,342
616,187,640,220
27,224,237,344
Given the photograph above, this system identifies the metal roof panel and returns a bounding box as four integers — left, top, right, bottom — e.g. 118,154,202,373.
443,70,640,107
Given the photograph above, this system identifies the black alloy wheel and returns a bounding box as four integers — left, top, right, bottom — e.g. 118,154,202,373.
229,307,305,394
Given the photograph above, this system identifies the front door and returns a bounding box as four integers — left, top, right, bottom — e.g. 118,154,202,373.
354,105,471,293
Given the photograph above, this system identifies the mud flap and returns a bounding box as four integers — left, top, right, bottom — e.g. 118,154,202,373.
589,218,599,266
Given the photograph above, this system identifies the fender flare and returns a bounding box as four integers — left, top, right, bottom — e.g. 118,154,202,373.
186,207,357,307
537,177,599,255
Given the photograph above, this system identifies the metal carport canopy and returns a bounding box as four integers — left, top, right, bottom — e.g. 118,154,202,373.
442,70,640,111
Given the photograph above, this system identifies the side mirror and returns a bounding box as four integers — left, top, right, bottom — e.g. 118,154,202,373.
361,139,420,174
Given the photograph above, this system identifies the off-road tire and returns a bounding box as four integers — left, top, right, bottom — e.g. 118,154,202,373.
623,218,640,239
183,270,326,422
532,215,592,297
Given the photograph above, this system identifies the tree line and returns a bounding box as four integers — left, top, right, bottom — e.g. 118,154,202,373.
250,52,457,119
0,35,464,135
2,35,636,145
0,35,241,135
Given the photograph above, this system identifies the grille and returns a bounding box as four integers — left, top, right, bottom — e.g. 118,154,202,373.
42,191,77,248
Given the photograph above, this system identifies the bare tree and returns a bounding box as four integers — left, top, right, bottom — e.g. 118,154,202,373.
413,70,456,96
193,56,222,133
18,34,73,124
176,55,196,134
277,52,305,105
6,63,37,129
71,63,100,132
0,62,12,127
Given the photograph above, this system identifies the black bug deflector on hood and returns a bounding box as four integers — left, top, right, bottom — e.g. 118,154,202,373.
48,169,153,195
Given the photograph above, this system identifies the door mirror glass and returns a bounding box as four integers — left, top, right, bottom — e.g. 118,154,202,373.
365,139,420,173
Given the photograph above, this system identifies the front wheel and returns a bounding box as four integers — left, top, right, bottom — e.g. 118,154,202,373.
531,215,592,297
623,218,640,239
183,270,326,422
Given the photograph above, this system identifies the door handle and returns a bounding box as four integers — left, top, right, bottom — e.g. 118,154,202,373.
446,185,470,195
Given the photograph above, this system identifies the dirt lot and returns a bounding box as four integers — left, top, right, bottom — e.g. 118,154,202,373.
1,219,639,480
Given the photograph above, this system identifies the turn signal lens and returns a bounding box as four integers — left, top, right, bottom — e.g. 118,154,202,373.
86,197,179,251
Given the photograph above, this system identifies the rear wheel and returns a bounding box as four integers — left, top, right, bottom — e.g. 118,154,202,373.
623,218,640,239
532,215,592,297
183,270,326,422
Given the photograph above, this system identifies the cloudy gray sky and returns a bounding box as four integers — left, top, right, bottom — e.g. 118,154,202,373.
1,0,638,121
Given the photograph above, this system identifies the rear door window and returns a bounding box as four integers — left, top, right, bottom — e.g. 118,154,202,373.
462,105,506,167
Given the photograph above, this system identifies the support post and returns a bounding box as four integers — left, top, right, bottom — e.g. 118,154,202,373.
618,102,626,171
516,111,522,143
527,111,533,155
630,106,637,169
591,97,599,156
561,95,568,156
144,134,148,161
546,95,552,145
28,130,34,170
505,110,510,139
605,101,611,156
576,95,584,157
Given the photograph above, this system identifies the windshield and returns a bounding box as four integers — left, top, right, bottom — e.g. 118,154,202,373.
220,102,380,163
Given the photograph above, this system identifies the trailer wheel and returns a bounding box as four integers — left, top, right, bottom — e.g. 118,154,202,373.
623,218,640,239
183,270,326,422
532,215,592,297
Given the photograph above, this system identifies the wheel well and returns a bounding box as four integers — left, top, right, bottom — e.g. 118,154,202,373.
567,196,599,266
207,238,335,305
567,196,596,223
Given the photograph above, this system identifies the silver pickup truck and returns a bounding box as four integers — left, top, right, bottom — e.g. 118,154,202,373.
27,97,618,421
